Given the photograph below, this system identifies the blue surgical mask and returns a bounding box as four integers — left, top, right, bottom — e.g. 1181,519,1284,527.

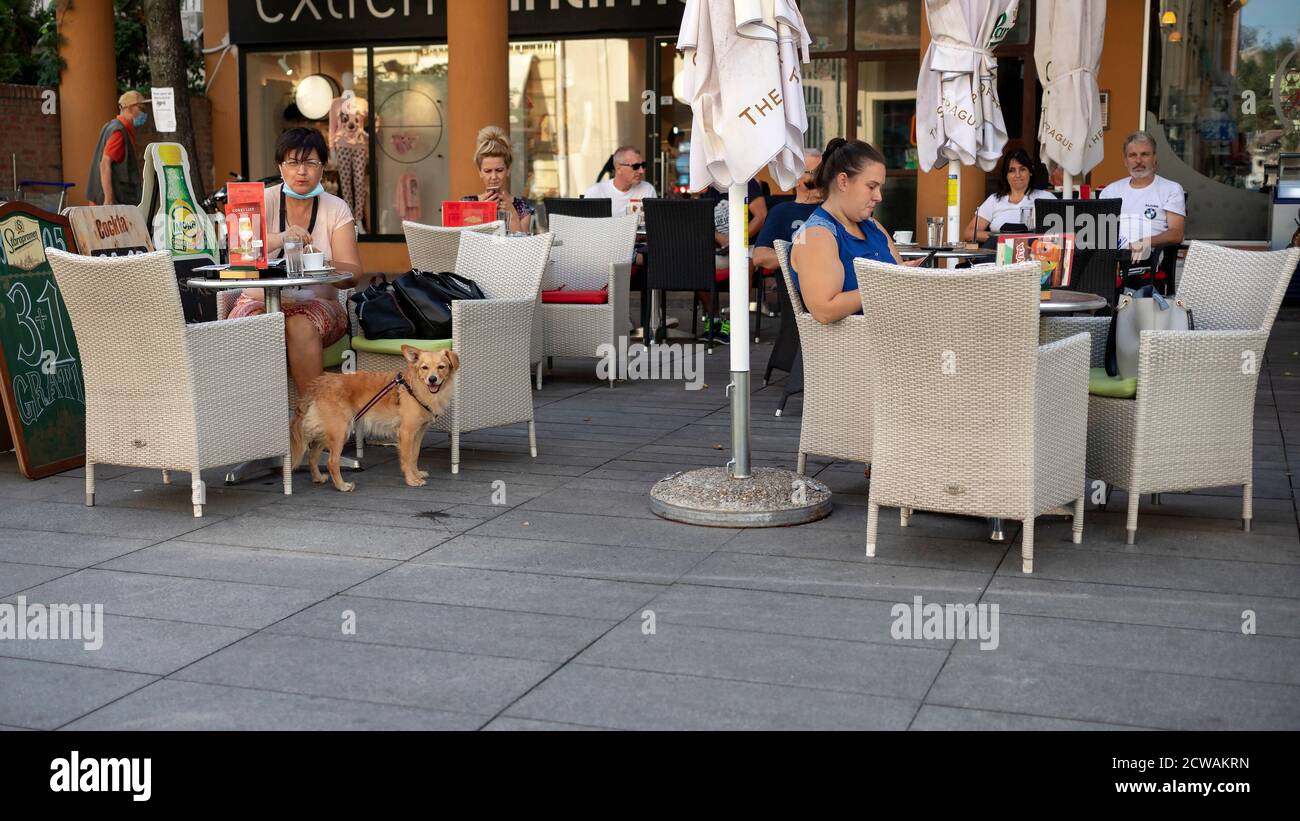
133,112,148,128
283,182,325,199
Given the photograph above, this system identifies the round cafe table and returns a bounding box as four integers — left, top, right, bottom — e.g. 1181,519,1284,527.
896,245,997,263
183,269,354,484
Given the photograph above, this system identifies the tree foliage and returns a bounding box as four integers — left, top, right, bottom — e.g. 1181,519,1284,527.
115,0,203,94
0,0,65,87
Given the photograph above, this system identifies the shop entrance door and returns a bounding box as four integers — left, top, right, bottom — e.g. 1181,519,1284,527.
649,36,691,196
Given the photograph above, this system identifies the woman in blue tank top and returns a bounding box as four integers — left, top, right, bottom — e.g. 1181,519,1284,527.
790,138,920,323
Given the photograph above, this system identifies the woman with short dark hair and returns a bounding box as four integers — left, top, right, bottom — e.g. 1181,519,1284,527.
963,146,1053,244
228,127,363,394
788,138,919,325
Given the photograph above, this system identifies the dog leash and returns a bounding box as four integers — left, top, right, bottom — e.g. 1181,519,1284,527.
352,373,434,423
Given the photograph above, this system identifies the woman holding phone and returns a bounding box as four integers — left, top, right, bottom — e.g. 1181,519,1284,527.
462,125,534,234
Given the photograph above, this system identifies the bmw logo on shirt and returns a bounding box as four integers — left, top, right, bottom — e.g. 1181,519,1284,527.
1144,206,1158,219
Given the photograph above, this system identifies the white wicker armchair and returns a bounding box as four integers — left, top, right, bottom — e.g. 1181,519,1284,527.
47,249,292,516
1042,242,1300,544
356,230,553,474
540,213,638,384
856,258,1091,573
773,239,873,473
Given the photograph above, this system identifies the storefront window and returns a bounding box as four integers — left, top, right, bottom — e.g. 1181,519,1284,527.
854,0,921,51
370,45,449,235
1148,0,1300,239
804,58,847,151
510,38,646,201
857,58,918,232
803,0,848,53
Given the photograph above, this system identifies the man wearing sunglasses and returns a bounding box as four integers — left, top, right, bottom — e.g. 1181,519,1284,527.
584,146,657,216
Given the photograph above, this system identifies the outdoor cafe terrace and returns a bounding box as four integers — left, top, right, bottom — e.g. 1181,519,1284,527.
1,304,1298,731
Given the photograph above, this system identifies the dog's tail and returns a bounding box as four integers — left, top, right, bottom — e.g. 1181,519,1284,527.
289,409,308,471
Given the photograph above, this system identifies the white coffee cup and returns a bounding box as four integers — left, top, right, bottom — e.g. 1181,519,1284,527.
893,231,914,244
302,251,325,271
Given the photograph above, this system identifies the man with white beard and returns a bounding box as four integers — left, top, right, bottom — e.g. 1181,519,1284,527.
1100,130,1186,261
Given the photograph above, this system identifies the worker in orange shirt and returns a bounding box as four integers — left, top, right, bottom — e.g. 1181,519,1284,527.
87,90,150,206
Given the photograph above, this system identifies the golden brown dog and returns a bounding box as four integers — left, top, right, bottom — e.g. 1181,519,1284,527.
291,346,459,491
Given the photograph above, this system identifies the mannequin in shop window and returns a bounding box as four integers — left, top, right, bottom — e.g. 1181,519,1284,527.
329,90,369,231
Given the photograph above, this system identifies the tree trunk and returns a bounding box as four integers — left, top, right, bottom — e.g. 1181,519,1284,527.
142,0,205,203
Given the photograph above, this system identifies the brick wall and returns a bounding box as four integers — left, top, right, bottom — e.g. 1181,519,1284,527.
0,84,64,197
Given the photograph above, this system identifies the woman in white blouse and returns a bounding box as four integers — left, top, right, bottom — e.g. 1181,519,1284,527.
963,147,1054,244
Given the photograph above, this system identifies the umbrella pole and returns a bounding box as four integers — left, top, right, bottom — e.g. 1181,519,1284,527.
1063,171,1074,199
728,182,751,479
947,166,960,260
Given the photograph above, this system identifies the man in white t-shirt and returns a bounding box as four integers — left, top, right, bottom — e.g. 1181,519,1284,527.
1099,130,1186,261
583,146,657,216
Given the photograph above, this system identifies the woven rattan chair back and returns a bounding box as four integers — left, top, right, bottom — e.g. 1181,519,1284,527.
642,198,717,291
543,197,612,223
1175,242,1300,333
455,229,553,301
546,214,638,291
403,220,503,273
856,258,1043,515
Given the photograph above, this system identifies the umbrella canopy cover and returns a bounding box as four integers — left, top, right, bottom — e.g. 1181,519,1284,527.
678,0,810,192
916,0,1020,173
1035,0,1107,178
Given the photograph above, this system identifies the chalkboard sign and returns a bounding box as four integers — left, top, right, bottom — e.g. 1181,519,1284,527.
0,201,85,479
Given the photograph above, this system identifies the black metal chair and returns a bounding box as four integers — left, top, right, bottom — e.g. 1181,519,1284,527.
764,266,803,415
1035,198,1122,307
642,198,722,348
543,197,612,223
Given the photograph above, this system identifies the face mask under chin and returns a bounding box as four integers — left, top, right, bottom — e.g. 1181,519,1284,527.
283,181,325,199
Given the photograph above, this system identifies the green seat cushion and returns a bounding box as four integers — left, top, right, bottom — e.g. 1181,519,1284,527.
351,334,453,356
322,334,351,368
1088,367,1136,399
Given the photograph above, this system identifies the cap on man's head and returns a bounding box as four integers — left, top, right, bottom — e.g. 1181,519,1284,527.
118,90,151,109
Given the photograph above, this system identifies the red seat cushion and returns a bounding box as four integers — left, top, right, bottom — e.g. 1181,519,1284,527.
715,268,729,282
542,288,607,304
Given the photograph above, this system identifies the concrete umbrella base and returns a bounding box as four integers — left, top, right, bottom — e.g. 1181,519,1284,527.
650,467,833,528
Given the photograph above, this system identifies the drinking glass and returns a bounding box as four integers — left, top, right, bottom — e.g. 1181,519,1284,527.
283,237,304,277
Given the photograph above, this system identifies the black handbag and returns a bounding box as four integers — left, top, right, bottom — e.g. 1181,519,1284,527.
391,270,486,339
350,282,418,340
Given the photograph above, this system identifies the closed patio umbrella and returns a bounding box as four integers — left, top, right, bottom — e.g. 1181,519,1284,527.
652,0,831,527
915,0,1020,242
1035,0,1106,197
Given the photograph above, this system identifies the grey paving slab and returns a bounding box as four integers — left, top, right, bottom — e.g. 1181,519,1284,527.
173,632,557,716
723,526,1008,573
99,542,396,593
642,583,955,647
265,595,610,662
175,512,447,560
997,543,1300,599
0,529,155,569
470,509,738,551
252,498,498,536
927,654,1300,730
0,561,76,597
576,617,947,700
682,551,991,602
505,664,917,730
347,563,662,620
481,716,611,731
910,705,1149,731
63,679,481,730
7,569,325,629
0,657,155,730
49,480,279,516
515,487,659,520
0,500,220,541
0,613,247,675
412,534,703,584
952,613,1300,685
985,575,1300,637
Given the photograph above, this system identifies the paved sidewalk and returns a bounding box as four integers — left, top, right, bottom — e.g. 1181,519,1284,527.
1,312,1298,731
